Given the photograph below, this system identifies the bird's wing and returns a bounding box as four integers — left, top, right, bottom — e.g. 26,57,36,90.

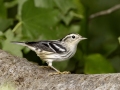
26,41,67,53
12,41,67,53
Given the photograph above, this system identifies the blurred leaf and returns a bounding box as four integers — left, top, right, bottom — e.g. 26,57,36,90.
73,49,85,73
35,0,78,25
69,24,80,33
23,47,30,54
0,31,6,41
0,0,7,18
60,11,75,25
54,24,79,38
0,1,13,31
34,0,55,8
73,0,85,16
20,0,80,40
103,41,118,56
84,54,114,74
0,31,6,48
0,19,13,31
12,22,23,39
4,0,18,8
17,0,27,16
21,0,61,40
109,56,120,72
65,58,76,72
118,37,120,44
54,0,76,14
53,0,78,25
2,29,24,57
53,60,69,71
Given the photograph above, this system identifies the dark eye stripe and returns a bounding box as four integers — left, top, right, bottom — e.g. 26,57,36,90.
61,36,70,42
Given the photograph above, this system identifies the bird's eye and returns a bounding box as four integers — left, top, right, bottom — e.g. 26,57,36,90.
72,35,75,39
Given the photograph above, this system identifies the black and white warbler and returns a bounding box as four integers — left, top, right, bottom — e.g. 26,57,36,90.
12,34,86,72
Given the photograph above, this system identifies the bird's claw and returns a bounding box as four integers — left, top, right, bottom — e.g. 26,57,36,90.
49,71,71,76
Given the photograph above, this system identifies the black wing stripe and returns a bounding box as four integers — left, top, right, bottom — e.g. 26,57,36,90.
24,41,66,53
25,42,54,52
49,43,66,53
42,43,49,47
25,42,39,48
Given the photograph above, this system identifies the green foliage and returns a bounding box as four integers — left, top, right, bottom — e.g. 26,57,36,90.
2,29,23,57
0,0,13,32
21,0,60,39
84,54,114,74
0,0,120,74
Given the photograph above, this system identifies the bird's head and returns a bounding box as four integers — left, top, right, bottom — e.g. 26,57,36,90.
61,33,87,45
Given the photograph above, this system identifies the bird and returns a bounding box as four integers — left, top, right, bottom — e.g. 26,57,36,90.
11,33,87,73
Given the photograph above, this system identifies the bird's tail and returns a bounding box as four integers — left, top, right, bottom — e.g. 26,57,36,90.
11,41,37,51
11,41,27,46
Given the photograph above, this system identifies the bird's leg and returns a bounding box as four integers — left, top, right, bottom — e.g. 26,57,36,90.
47,61,70,75
47,62,60,72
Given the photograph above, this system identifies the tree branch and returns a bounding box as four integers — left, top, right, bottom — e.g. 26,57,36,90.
0,49,120,90
89,4,120,19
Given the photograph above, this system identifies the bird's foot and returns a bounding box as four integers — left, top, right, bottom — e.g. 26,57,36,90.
49,71,71,76
60,71,71,74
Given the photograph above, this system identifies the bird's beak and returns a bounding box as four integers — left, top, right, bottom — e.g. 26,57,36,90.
81,37,87,40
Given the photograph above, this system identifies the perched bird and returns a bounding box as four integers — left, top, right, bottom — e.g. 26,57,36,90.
12,34,86,72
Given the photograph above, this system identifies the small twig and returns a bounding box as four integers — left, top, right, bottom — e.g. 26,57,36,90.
12,22,22,32
89,4,120,19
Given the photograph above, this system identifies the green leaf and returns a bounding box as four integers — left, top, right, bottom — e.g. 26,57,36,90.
0,0,13,31
60,11,74,25
19,0,82,40
72,0,85,16
0,19,13,31
4,0,18,8
17,0,27,16
0,0,7,18
0,31,6,48
84,54,114,74
0,31,6,41
34,0,55,8
2,29,24,57
54,0,76,14
35,0,78,25
69,24,80,33
21,0,61,40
